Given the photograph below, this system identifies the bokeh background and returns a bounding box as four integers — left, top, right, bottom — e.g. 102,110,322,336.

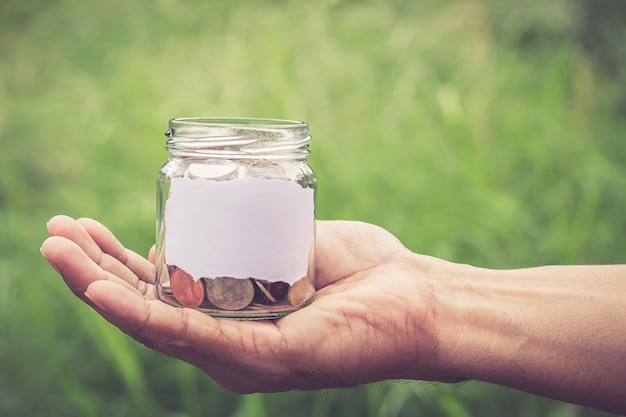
1,0,625,415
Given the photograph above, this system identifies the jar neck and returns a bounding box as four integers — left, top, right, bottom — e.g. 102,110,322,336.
165,117,311,160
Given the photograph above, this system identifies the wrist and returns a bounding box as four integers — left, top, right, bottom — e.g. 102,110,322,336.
401,253,476,383
428,259,491,383
428,263,510,382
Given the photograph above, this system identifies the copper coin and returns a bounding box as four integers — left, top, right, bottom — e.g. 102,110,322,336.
170,268,205,308
253,280,277,304
269,281,290,300
205,277,255,310
288,275,314,307
252,280,290,304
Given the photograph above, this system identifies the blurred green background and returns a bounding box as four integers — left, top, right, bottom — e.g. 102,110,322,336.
1,0,625,415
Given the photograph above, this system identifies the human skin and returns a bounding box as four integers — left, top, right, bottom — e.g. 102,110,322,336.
40,215,626,415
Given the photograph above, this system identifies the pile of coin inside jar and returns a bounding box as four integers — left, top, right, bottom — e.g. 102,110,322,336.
164,265,314,314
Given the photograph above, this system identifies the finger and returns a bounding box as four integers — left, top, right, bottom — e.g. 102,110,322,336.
314,220,407,288
78,217,156,284
47,215,102,261
84,279,228,358
47,216,153,291
314,220,360,288
148,245,156,264
84,280,288,380
41,236,143,301
99,253,156,297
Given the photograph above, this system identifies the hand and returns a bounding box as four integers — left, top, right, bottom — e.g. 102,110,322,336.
41,215,452,393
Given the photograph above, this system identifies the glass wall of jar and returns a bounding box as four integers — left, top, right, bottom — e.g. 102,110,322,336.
155,117,317,319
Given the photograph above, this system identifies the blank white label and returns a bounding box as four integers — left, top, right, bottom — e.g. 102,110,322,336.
165,177,314,284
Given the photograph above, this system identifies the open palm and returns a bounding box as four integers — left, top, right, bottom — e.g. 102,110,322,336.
41,215,446,393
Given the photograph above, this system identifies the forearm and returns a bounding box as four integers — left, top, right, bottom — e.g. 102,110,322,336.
431,263,626,414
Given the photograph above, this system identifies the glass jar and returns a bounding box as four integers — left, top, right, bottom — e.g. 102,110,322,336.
155,117,317,319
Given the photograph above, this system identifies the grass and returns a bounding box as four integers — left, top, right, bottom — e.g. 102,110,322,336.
1,0,625,416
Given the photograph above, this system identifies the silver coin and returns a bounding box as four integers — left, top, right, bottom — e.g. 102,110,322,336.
245,159,285,180
205,277,255,310
187,162,238,180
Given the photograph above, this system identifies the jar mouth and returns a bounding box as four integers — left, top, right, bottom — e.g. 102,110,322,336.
170,117,308,128
166,117,311,160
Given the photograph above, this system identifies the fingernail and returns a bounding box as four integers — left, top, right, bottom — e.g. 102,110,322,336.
40,247,61,274
84,289,110,314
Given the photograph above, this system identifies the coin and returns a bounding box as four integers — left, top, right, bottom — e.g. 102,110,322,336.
170,268,206,308
253,280,277,304
252,280,291,304
187,162,238,180
269,281,290,300
167,264,178,276
245,159,285,179
205,277,255,310
288,275,314,307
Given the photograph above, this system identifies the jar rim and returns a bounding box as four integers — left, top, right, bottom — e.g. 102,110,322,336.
170,117,307,129
165,117,311,160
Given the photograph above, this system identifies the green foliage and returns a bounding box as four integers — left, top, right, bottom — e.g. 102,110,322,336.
1,0,625,415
